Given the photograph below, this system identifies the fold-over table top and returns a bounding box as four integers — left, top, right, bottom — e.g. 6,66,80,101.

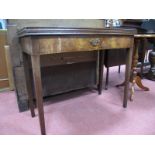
18,27,137,37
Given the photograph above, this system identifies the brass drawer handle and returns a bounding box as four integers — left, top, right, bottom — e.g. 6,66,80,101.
90,38,101,46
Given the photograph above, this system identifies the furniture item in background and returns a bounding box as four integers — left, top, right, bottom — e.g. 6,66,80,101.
0,30,14,91
116,34,155,101
105,19,122,28
104,19,124,81
129,34,155,100
104,20,153,98
140,20,155,80
104,49,126,90
18,27,135,135
103,19,144,90
147,49,155,80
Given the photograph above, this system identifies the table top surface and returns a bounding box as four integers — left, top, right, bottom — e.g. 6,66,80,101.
18,27,137,37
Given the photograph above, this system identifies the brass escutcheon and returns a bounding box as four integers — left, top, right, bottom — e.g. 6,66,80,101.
90,38,101,46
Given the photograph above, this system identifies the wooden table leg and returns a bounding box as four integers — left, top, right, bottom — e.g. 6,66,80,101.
23,53,35,117
123,44,133,108
98,51,105,94
31,55,46,135
105,67,109,90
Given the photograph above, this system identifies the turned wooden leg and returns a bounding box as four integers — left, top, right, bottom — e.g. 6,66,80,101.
98,51,105,95
130,77,136,101
135,76,149,91
23,53,35,117
130,39,139,101
105,67,109,90
31,55,46,135
123,45,133,108
130,38,150,101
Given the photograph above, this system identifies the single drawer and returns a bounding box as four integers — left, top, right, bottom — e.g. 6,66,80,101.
22,36,133,55
33,37,104,55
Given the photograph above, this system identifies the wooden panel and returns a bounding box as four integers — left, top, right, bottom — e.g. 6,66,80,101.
40,51,97,67
0,80,9,89
4,46,14,90
14,66,28,100
0,30,9,89
0,30,8,78
40,62,97,96
26,61,97,97
21,36,132,55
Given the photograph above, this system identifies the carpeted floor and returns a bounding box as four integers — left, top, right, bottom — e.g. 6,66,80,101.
0,66,155,135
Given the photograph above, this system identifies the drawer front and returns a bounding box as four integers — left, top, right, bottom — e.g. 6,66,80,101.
30,36,132,55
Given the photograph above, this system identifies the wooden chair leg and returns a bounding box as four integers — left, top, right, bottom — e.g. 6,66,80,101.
140,38,147,78
118,65,121,73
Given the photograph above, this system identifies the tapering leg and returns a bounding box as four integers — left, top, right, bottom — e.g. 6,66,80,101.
31,55,46,135
98,51,105,94
23,53,35,117
123,45,133,108
105,67,109,90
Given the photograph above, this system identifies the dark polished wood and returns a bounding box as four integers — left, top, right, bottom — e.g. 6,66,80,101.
124,42,134,107
22,53,35,117
105,67,109,90
18,27,136,37
31,55,46,135
18,27,136,135
98,51,104,94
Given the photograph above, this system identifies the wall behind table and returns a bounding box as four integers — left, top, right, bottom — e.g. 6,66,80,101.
7,19,105,112
8,19,104,28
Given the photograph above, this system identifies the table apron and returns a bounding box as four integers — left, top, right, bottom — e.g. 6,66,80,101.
20,36,133,55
